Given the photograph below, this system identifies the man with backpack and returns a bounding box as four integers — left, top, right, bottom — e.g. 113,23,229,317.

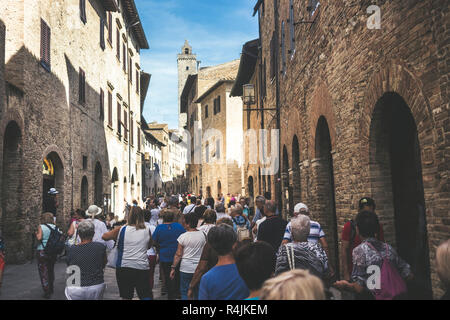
340,197,385,281
334,210,413,300
36,212,66,299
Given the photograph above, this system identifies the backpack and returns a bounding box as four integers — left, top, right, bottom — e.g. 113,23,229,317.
366,242,407,300
233,216,250,241
41,224,66,256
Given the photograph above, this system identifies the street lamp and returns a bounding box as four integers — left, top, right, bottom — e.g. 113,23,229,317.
243,84,255,106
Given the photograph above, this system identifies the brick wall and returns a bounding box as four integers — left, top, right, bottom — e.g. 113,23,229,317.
251,0,449,298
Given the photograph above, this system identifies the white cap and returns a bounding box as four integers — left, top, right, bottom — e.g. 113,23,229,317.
294,203,309,214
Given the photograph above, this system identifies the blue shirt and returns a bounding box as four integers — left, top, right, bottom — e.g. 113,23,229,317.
152,223,186,262
232,215,250,232
199,264,249,300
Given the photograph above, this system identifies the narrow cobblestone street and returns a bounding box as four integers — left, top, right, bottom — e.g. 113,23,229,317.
0,259,165,300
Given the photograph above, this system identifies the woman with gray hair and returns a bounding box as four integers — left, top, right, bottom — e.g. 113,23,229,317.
275,214,331,285
65,220,107,300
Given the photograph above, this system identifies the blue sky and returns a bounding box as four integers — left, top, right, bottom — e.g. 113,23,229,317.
135,0,259,129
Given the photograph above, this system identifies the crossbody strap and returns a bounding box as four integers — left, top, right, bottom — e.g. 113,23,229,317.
116,226,127,268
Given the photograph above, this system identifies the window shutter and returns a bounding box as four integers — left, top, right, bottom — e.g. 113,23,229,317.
40,19,51,70
217,96,221,113
100,18,105,50
80,0,86,23
116,29,121,60
131,119,134,145
137,127,141,151
123,44,126,71
108,92,112,126
123,110,128,140
79,68,86,104
129,57,133,82
117,102,121,135
108,12,112,43
100,88,104,120
136,70,139,94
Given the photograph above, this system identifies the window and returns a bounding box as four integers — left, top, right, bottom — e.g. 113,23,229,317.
40,19,51,71
216,139,221,160
281,21,286,75
123,44,127,72
100,88,104,120
107,12,112,44
214,96,221,114
79,68,86,104
270,32,277,79
137,126,141,151
205,142,209,163
117,102,121,136
186,66,189,71
123,110,128,140
82,155,88,170
130,117,134,145
100,18,105,50
129,57,133,82
205,105,208,118
80,0,86,24
116,29,121,60
289,0,295,55
108,91,112,127
136,70,140,94
185,48,189,54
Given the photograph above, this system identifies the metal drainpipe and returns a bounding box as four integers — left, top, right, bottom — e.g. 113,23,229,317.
274,0,282,217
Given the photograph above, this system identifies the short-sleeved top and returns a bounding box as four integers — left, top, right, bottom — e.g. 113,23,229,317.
37,224,56,251
258,216,288,252
144,222,157,256
199,264,250,300
66,242,106,287
152,223,186,263
149,209,160,226
216,212,232,221
183,204,196,214
341,220,385,272
177,231,207,274
232,215,250,231
120,226,151,270
283,219,325,243
252,207,263,223
89,219,114,250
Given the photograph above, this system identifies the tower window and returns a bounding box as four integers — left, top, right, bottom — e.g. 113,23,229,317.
186,66,189,71
185,48,189,54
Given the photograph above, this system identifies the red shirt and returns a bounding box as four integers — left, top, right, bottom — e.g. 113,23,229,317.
341,221,384,273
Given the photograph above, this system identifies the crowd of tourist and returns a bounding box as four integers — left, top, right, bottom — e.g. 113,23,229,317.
0,191,448,301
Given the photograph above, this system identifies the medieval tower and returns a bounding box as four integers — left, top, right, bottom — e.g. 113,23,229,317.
177,40,197,129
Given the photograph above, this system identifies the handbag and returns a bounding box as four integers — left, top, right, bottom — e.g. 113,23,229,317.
66,221,79,247
106,226,126,269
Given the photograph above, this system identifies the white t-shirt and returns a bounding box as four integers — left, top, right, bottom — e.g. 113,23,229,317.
144,222,157,256
183,204,196,214
177,231,206,274
89,219,114,250
253,216,267,242
198,224,215,235
120,225,151,270
216,212,232,221
149,209,160,226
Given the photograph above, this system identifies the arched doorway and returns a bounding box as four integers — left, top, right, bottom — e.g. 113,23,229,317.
94,162,103,207
206,186,211,198
315,116,338,274
111,168,119,215
131,175,135,200
282,145,293,218
124,177,128,202
42,152,64,222
248,176,254,199
292,135,301,204
369,92,431,298
1,121,23,262
80,176,88,210
217,180,222,198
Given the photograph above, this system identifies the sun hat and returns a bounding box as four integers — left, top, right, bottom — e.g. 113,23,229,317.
294,203,309,214
86,205,102,218
48,188,59,195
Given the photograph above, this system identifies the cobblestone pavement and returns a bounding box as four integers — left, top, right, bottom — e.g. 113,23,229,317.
0,257,166,300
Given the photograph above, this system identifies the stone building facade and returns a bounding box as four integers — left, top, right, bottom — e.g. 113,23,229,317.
195,78,244,199
236,0,449,298
142,118,164,197
0,0,149,263
180,54,242,197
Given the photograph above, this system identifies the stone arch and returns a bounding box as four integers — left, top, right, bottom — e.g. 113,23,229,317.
291,135,301,205
42,150,65,225
368,92,432,298
313,116,339,273
80,176,89,210
1,120,24,263
94,162,103,207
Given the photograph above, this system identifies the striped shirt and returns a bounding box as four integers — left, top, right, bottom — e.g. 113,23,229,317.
283,220,325,244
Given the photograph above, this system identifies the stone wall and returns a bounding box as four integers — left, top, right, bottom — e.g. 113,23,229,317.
252,0,449,298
